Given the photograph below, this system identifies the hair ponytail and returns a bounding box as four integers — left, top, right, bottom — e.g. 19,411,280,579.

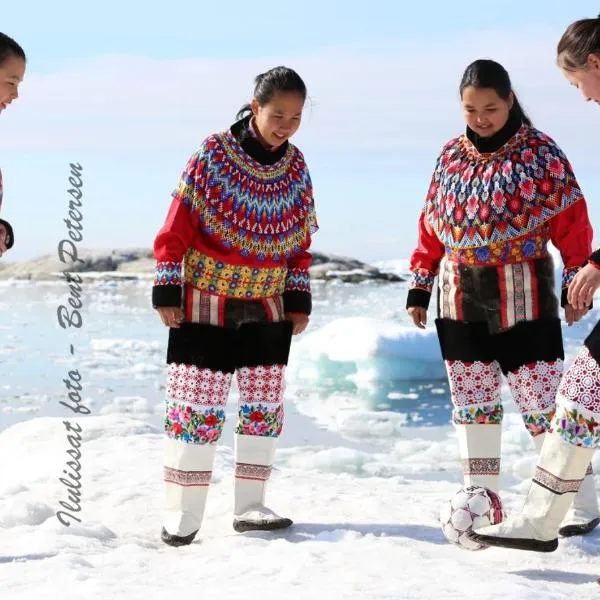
236,103,252,120
510,94,532,126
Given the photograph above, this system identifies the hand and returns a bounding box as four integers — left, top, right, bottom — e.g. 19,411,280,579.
157,306,185,328
567,263,600,309
286,312,309,335
408,306,427,329
564,304,589,327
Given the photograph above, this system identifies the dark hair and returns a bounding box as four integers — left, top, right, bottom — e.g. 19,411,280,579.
557,14,600,70
0,32,25,67
236,66,307,120
459,59,532,127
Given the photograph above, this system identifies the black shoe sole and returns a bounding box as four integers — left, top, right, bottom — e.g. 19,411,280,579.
559,517,600,538
233,518,293,533
468,532,558,552
161,527,198,547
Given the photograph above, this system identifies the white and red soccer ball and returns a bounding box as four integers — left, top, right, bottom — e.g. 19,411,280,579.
439,485,505,551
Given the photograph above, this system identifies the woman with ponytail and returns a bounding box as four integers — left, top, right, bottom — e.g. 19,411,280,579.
472,16,600,553
152,66,318,547
406,58,600,538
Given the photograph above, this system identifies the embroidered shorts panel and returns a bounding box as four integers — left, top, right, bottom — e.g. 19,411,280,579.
437,255,558,334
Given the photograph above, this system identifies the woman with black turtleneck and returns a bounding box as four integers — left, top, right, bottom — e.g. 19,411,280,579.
152,66,318,547
406,59,600,539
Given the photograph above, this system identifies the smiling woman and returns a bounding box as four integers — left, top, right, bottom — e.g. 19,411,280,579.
236,67,306,148
405,56,600,538
459,59,532,137
0,32,25,258
151,65,319,547
469,13,600,553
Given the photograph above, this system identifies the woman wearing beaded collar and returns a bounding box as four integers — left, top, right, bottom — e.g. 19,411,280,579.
472,14,600,553
406,58,599,540
152,66,318,547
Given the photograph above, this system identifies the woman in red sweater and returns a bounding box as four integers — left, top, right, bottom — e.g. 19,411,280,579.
406,58,599,537
152,66,318,546
472,14,600,553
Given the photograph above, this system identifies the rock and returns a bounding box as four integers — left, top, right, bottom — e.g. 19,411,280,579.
0,248,153,280
115,257,156,273
309,253,403,283
0,249,404,284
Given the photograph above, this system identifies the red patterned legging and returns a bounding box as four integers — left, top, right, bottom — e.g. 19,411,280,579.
549,346,600,448
164,363,286,444
446,359,564,437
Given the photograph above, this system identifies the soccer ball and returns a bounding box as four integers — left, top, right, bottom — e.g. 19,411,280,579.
439,485,505,551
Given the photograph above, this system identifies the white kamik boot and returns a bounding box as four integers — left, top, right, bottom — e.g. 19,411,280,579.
471,432,594,552
233,434,292,532
533,433,600,537
161,438,216,547
559,463,600,536
455,423,502,493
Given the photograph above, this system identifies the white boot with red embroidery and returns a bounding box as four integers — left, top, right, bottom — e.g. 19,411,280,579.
161,438,216,547
456,423,502,493
233,434,292,532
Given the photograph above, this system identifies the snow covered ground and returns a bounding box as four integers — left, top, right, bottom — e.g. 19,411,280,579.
0,263,599,599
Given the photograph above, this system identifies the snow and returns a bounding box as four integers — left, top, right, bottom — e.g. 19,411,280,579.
0,277,599,599
1,413,600,599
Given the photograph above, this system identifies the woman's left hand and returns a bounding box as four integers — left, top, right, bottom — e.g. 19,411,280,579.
567,263,600,309
286,312,309,335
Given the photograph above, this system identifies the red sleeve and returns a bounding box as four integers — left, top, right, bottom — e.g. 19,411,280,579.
152,152,205,308
406,150,447,310
283,162,318,315
408,209,445,294
284,248,313,313
549,198,593,292
286,249,312,285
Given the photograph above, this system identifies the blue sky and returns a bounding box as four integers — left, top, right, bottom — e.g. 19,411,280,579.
1,0,600,262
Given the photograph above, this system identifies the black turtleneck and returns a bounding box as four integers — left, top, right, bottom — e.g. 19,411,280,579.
230,116,289,166
466,111,522,153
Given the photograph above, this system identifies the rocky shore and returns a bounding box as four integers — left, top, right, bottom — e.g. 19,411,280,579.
0,249,404,284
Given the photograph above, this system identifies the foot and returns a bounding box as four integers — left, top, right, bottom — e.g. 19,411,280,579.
557,470,600,537
233,505,293,533
161,527,198,547
558,516,600,538
468,515,558,553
